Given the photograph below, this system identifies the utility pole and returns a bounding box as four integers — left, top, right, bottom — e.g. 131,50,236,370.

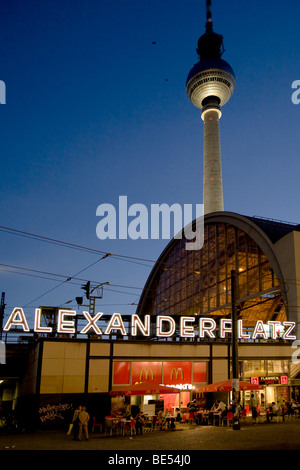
81,282,110,316
231,270,239,381
0,292,6,340
231,270,241,429
231,270,240,395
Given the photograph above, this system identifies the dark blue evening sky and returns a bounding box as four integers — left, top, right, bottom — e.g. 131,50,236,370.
0,0,300,326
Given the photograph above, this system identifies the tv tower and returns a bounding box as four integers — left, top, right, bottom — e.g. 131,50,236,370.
186,0,235,214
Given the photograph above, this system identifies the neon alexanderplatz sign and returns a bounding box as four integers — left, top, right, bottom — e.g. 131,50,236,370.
3,308,297,341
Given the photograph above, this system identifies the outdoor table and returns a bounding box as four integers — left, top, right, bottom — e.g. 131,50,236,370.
213,412,221,426
197,412,209,425
104,417,121,436
201,412,209,425
120,418,135,435
165,417,175,428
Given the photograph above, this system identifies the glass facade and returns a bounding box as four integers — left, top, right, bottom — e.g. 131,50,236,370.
139,222,286,332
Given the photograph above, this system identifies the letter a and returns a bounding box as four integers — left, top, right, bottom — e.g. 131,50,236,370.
96,203,117,239
3,308,30,332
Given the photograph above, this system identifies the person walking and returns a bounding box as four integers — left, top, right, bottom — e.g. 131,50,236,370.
135,411,145,435
70,405,82,441
157,409,166,430
250,393,258,423
78,406,90,441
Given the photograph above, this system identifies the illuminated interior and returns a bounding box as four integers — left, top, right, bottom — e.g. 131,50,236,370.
138,221,287,336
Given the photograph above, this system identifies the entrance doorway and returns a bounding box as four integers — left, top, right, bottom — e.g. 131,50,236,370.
265,386,276,405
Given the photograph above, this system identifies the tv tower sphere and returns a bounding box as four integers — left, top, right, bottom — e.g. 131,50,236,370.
186,57,235,116
186,8,235,118
186,1,235,214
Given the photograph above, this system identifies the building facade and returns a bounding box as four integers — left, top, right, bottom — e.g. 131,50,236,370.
1,212,300,427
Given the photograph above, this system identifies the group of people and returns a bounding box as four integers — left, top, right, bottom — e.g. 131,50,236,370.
123,407,177,433
250,394,300,422
67,395,300,439
120,405,146,434
209,399,242,423
265,398,300,421
68,405,90,441
285,399,300,417
156,409,176,430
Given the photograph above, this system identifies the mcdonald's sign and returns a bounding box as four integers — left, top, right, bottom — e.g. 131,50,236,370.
163,361,191,384
140,368,154,381
131,361,162,384
170,368,184,380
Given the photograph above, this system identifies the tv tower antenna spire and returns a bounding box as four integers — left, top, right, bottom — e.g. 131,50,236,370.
206,0,212,24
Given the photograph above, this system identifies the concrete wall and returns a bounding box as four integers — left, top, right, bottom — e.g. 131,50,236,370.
274,231,300,336
37,340,293,395
40,342,87,394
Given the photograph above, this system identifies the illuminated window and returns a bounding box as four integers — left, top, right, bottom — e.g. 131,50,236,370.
138,223,286,331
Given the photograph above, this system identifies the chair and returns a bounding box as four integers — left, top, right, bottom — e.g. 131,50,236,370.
155,417,167,430
121,418,136,436
256,410,266,423
222,411,233,427
152,416,158,430
153,416,162,431
275,411,283,423
92,417,102,433
104,418,120,436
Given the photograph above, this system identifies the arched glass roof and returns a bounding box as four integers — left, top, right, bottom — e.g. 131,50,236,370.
137,213,291,334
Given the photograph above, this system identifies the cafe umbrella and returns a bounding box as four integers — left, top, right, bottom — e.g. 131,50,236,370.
109,381,181,397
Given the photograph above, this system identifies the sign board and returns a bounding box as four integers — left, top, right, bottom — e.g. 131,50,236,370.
3,308,297,342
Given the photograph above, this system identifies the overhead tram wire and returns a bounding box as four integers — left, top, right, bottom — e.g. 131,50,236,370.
0,261,145,315
4,259,298,295
22,253,116,308
0,224,191,272
0,224,194,274
3,225,299,307
0,262,149,292
0,225,157,265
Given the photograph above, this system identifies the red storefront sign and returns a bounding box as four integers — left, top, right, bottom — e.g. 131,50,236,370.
251,376,259,385
193,362,207,383
113,361,130,385
163,361,191,385
113,360,207,386
131,361,162,384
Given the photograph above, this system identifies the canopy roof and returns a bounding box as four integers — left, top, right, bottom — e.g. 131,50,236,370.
196,380,264,393
109,381,180,397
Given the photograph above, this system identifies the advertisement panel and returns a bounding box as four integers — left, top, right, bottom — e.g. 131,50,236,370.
131,361,162,384
113,361,130,385
193,362,207,383
163,361,191,385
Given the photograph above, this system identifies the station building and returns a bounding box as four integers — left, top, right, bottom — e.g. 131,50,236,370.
1,211,300,426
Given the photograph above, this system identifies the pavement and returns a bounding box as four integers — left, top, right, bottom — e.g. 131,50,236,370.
1,418,300,457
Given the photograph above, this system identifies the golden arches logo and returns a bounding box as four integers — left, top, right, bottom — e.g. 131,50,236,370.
139,368,154,381
170,368,184,380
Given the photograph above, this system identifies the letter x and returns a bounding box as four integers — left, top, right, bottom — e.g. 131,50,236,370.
80,311,103,335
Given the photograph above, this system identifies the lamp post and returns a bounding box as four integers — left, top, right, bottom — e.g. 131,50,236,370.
231,270,239,381
231,270,241,429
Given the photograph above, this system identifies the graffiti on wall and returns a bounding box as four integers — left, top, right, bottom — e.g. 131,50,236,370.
39,403,73,424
